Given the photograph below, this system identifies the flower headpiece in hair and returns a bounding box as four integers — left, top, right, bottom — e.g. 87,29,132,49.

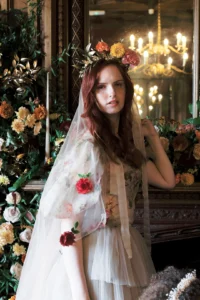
166,270,196,300
72,40,140,77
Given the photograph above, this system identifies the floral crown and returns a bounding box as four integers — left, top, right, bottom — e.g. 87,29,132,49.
166,270,196,300
72,40,140,77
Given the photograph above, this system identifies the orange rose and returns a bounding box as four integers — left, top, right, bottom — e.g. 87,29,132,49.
95,41,110,52
180,173,194,186
0,101,14,119
34,105,47,120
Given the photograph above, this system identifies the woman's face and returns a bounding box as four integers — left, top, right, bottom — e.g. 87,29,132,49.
95,65,126,116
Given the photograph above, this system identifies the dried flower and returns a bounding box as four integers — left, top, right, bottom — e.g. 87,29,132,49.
25,114,36,128
34,105,47,120
180,173,194,186
34,121,42,135
60,231,76,246
76,177,93,194
172,135,189,152
193,143,200,160
13,243,26,256
0,174,10,185
11,119,25,133
6,192,21,205
0,101,14,119
110,42,125,58
95,41,110,52
16,107,30,120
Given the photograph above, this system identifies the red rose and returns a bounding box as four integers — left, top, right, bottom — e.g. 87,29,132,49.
122,49,140,66
60,231,76,246
76,178,93,194
59,120,71,132
95,41,110,52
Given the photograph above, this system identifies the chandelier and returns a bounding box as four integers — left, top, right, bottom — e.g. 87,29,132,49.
129,0,189,77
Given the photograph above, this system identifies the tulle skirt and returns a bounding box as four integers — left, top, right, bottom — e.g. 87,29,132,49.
43,226,155,300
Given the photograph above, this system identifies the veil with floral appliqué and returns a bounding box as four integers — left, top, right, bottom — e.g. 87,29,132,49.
16,43,150,300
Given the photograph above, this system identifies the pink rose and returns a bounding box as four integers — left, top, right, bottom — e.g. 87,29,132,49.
122,49,140,66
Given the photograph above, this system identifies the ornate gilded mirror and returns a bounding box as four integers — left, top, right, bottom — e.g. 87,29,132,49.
86,0,199,122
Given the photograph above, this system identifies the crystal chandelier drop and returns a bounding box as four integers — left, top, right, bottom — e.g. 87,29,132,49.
129,0,190,77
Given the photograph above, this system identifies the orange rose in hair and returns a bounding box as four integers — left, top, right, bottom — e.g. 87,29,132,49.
95,41,110,52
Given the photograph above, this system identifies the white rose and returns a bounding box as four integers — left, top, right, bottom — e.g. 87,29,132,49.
3,206,21,223
6,192,21,205
10,262,22,280
19,228,32,243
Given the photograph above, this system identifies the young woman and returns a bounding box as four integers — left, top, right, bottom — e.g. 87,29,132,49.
16,43,175,300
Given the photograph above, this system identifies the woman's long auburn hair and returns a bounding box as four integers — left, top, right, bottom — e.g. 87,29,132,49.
81,59,144,168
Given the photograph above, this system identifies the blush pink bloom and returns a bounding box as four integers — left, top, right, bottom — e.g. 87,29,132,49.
122,49,140,66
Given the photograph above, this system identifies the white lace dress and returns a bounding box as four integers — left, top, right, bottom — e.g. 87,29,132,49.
44,163,155,300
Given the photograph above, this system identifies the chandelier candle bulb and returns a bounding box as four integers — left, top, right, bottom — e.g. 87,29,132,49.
152,96,156,103
183,52,188,67
167,57,173,69
138,38,143,51
158,94,163,102
149,105,153,111
176,32,182,48
129,34,135,49
143,50,149,64
148,31,154,44
139,87,143,94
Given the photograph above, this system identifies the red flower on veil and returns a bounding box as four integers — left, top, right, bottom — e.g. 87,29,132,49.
60,231,76,246
76,174,93,194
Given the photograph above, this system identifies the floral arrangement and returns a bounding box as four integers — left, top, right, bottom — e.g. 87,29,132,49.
0,2,71,298
73,40,140,77
152,117,200,186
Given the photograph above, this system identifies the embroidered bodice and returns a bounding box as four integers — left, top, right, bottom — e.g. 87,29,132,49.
103,163,142,228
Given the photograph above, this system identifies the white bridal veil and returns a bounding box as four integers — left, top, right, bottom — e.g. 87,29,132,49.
16,88,150,299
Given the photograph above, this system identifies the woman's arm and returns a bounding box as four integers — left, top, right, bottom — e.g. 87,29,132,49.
61,219,90,300
141,119,176,189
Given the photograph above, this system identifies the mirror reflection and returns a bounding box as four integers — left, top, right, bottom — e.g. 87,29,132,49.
88,0,194,121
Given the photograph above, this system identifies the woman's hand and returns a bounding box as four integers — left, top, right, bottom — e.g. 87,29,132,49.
141,118,158,139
